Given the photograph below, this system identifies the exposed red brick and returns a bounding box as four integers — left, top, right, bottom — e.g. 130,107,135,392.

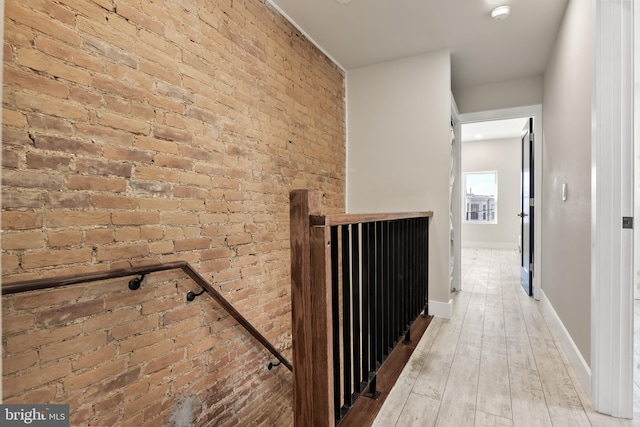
4,66,70,98
2,169,65,190
103,145,153,162
110,314,160,340
64,359,126,392
35,299,104,326
34,134,101,156
26,152,72,171
46,211,111,227
3,360,69,399
75,157,133,178
2,0,342,423
44,192,92,209
174,237,210,252
111,211,160,225
97,111,150,135
39,332,107,362
90,194,138,209
47,230,82,247
89,367,141,398
36,35,104,72
2,231,44,250
2,312,35,336
96,242,150,261
83,35,138,68
2,211,43,230
3,352,38,375
5,3,79,45
85,228,115,245
152,153,194,170
71,345,118,371
68,175,128,192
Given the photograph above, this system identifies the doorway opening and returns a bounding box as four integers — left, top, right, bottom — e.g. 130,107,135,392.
459,117,532,295
456,105,542,300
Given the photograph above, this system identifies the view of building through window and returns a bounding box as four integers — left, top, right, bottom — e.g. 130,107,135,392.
464,172,497,223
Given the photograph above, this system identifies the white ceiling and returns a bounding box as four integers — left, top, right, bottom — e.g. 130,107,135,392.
267,0,569,91
461,117,529,142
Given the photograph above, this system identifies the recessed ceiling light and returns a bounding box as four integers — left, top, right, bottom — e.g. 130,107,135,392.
336,0,352,3
491,5,510,21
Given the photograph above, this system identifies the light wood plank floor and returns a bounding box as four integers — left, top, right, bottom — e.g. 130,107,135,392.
373,248,640,427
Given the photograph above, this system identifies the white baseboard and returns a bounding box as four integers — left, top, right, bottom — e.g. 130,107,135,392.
540,290,591,395
429,299,453,319
461,241,519,250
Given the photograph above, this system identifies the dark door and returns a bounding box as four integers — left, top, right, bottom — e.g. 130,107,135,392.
519,118,534,296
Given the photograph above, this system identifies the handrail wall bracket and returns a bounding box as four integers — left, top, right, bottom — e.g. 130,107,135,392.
186,288,206,301
128,274,146,291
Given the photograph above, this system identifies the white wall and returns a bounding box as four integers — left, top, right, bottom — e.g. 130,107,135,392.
461,137,521,249
542,0,591,365
346,49,452,307
453,76,543,114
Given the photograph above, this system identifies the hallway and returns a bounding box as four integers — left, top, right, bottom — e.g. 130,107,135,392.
373,248,640,427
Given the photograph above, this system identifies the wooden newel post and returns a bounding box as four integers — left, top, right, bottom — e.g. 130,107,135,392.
290,190,335,426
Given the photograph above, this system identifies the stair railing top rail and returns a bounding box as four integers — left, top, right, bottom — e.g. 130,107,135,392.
311,211,433,227
2,261,292,372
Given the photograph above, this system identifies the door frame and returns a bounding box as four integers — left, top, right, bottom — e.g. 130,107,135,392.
451,95,462,292
591,0,634,418
520,118,534,296
458,105,543,300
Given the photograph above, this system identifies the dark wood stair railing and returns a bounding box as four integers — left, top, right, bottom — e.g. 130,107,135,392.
2,261,292,372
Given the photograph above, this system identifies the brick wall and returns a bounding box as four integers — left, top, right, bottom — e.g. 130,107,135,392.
1,0,345,425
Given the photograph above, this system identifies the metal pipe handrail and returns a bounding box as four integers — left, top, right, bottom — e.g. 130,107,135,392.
2,261,293,371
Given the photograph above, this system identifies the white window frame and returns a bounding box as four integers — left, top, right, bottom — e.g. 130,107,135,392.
463,171,498,224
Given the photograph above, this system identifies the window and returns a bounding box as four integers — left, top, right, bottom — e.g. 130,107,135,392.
464,172,497,223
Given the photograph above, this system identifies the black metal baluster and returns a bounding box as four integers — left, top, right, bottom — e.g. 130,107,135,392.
351,224,362,394
397,220,403,339
375,221,384,365
414,219,420,318
390,221,402,346
341,224,353,408
330,226,341,422
399,220,406,344
407,220,420,321
401,221,413,332
361,222,371,384
397,220,403,341
420,218,426,314
409,218,416,321
367,222,381,399
388,220,393,344
424,217,430,316
404,219,411,342
383,220,391,357
416,219,426,311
